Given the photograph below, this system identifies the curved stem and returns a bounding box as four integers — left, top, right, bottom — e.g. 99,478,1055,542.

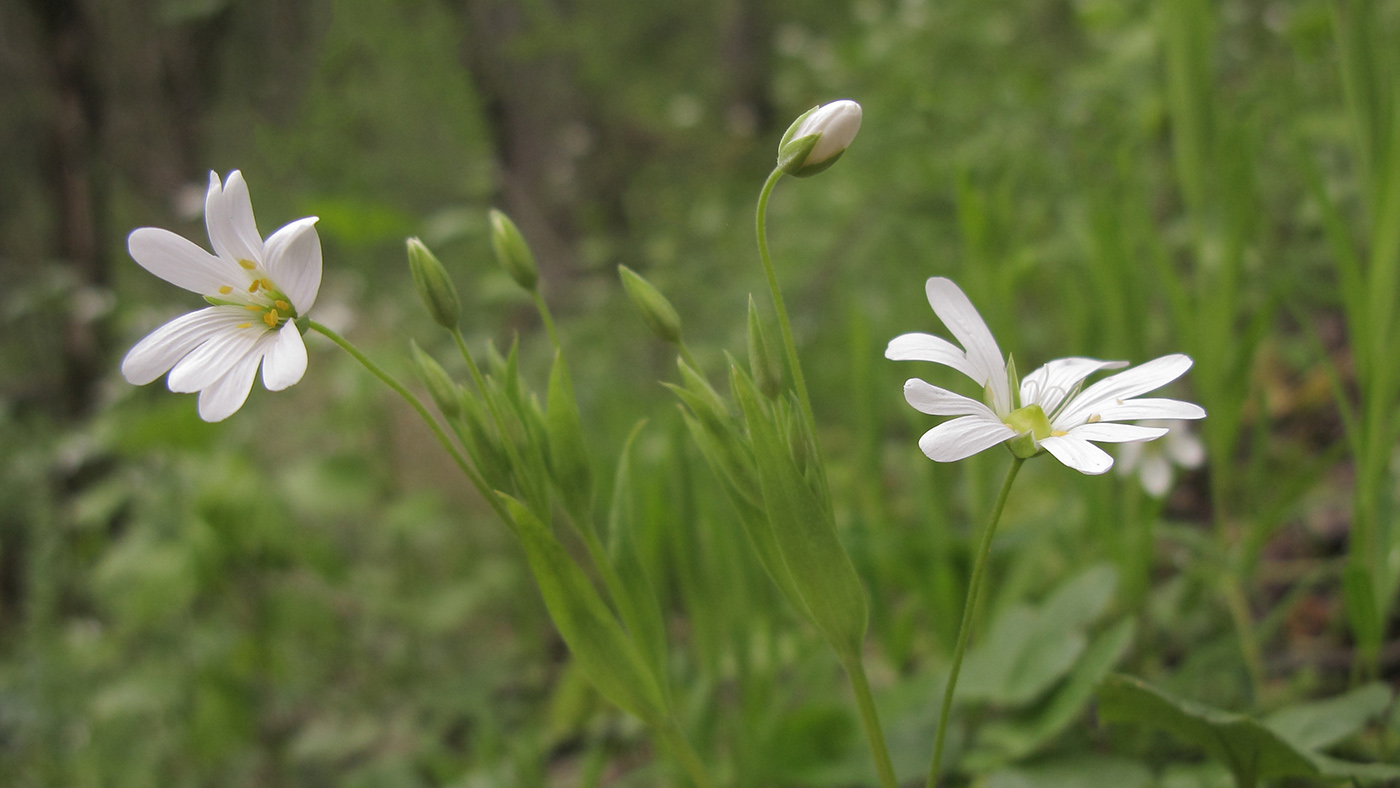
658,718,720,788
927,456,1024,787
843,656,901,788
530,289,561,350
308,321,511,525
755,167,824,471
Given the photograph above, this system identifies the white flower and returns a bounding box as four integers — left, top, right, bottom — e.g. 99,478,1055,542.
1116,420,1205,496
886,277,1205,475
790,99,862,168
121,170,322,422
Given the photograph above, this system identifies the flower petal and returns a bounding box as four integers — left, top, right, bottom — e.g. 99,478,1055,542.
1056,354,1194,427
1166,429,1206,468
122,306,246,385
925,277,1009,415
128,228,248,296
166,322,266,393
1021,357,1127,415
1040,434,1114,475
205,170,265,266
904,378,1001,418
885,332,980,380
917,415,1016,462
1066,423,1169,443
1090,397,1206,423
261,321,308,391
197,344,265,422
263,217,321,314
1139,453,1173,497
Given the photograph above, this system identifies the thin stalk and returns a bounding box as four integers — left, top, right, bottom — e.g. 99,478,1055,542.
755,167,824,471
530,289,561,350
842,655,901,788
927,456,1024,787
1222,573,1266,698
449,326,541,506
308,321,511,525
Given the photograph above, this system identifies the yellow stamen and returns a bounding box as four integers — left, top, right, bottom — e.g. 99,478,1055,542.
263,309,279,328
261,278,275,291
1051,429,1068,437
218,285,233,295
1086,414,1101,424
236,322,252,329
245,304,262,311
248,281,260,293
275,300,290,311
238,259,257,270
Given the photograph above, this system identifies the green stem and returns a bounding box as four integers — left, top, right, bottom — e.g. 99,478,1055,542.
530,289,561,350
449,326,543,509
658,719,720,788
927,456,1024,788
755,167,823,470
308,321,511,525
1222,572,1265,701
843,656,900,788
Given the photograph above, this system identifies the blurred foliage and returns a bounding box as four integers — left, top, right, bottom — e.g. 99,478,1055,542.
1,0,1397,785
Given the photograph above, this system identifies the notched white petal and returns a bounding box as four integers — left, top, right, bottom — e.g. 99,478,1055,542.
904,378,1000,418
917,415,1015,462
1091,397,1206,423
1040,435,1114,475
122,307,245,385
197,349,263,422
261,322,308,391
128,228,245,295
1058,354,1195,426
1067,423,1169,444
206,170,264,266
925,278,1007,411
166,324,264,393
263,217,322,313
885,332,980,380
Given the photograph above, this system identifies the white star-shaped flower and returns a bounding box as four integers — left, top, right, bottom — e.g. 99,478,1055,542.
121,170,322,422
886,277,1205,474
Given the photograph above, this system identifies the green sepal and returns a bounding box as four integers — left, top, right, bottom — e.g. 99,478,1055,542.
789,148,844,178
730,361,868,661
409,340,461,419
546,351,593,523
455,387,512,492
777,135,820,177
669,398,762,509
777,105,820,151
606,420,671,705
498,494,667,725
747,296,783,399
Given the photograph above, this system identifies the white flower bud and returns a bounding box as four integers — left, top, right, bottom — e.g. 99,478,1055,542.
777,99,862,177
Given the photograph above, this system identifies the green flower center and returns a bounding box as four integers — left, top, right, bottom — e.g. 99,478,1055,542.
1004,404,1053,441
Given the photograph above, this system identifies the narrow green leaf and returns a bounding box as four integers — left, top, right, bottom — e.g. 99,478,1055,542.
731,361,867,661
498,494,666,725
546,351,593,523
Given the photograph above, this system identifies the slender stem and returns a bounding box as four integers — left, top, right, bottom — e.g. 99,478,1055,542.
1222,573,1265,700
658,719,720,788
755,167,823,467
449,326,543,509
927,456,1024,788
530,289,561,350
308,321,511,525
843,656,900,788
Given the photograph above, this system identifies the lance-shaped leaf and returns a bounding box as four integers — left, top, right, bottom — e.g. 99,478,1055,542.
499,494,666,725
731,361,867,661
606,420,671,704
546,351,593,523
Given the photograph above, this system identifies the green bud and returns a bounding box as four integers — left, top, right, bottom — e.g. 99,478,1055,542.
409,340,461,419
406,237,461,329
617,265,682,344
489,209,538,291
747,296,783,399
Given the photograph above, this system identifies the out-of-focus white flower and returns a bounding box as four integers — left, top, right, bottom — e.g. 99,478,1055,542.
886,277,1205,474
778,99,862,176
122,170,321,422
1116,420,1205,496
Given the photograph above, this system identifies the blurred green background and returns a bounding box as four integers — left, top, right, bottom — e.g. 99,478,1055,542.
2,0,1397,785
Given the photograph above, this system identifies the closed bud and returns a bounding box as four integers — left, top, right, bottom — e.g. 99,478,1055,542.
406,237,461,328
488,209,538,291
777,99,862,178
747,296,783,399
618,265,682,344
410,341,461,419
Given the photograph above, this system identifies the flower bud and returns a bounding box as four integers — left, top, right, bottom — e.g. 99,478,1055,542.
617,265,682,344
410,340,461,419
406,237,461,328
488,209,538,291
777,99,862,178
